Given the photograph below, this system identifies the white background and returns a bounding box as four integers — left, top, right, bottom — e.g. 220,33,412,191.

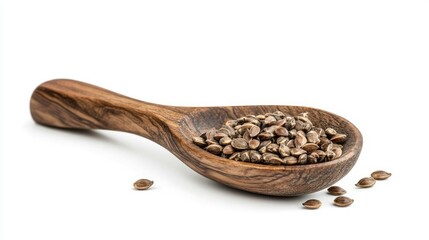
1,0,428,239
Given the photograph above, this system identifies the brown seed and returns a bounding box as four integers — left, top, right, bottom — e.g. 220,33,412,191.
290,148,307,156
256,114,266,120
371,170,392,180
307,152,318,164
258,131,274,140
325,128,337,137
325,150,335,161
133,179,154,190
244,116,260,126
331,145,342,159
263,125,279,134
288,129,297,138
327,186,347,196
248,139,260,149
231,138,248,150
242,130,251,142
333,196,354,207
229,152,241,160
249,125,261,137
240,151,251,162
284,156,298,165
249,150,262,163
264,116,277,126
302,143,319,152
214,132,228,141
284,116,296,130
206,144,223,155
262,153,285,165
306,130,320,144
278,144,290,157
355,177,376,188
222,145,234,155
219,136,232,146
192,136,207,147
274,118,287,126
294,130,307,148
298,154,308,165
331,134,347,143
302,199,321,209
266,143,279,153
276,136,289,145
274,127,289,137
294,120,307,131
286,139,295,148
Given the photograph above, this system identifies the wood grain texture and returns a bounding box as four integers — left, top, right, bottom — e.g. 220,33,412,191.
30,79,363,196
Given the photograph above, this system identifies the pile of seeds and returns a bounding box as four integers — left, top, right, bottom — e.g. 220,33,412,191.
193,111,347,165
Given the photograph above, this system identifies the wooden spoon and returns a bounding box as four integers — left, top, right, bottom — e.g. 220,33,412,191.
30,79,363,196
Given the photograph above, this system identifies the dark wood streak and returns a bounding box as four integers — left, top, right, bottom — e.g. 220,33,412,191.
30,79,363,196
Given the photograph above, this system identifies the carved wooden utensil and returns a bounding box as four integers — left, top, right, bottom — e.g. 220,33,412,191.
30,79,363,196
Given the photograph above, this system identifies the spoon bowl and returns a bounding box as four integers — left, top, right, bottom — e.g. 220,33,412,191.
30,79,363,196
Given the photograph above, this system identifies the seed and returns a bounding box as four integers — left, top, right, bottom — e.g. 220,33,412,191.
192,136,207,147
249,125,261,137
240,151,251,162
302,143,319,152
274,127,289,137
264,116,277,126
249,150,262,163
325,150,335,161
284,156,298,165
302,199,321,209
219,136,232,146
333,196,354,207
294,130,307,148
371,170,392,180
244,116,260,126
327,186,347,196
231,138,248,150
325,128,337,137
258,131,274,140
229,152,240,160
306,130,320,144
331,134,347,143
206,144,223,155
266,143,279,153
262,153,285,165
331,145,342,159
278,144,290,157
307,152,318,164
276,136,289,144
248,139,260,149
290,148,307,156
298,154,308,164
214,132,228,141
133,179,154,190
355,177,376,188
284,116,296,130
222,145,234,155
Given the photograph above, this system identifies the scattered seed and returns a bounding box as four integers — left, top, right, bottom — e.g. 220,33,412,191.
355,177,376,188
133,179,154,190
302,199,322,209
371,170,392,180
333,196,354,207
327,186,347,196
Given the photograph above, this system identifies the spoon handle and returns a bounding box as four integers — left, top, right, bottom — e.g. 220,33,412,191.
30,79,183,146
